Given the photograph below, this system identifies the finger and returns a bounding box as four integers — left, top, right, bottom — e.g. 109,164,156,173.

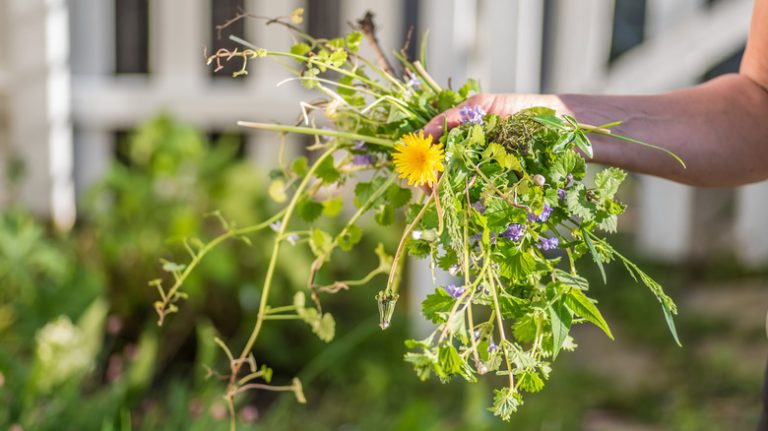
422,101,474,142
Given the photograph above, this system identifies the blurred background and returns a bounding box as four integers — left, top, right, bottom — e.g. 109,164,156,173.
1,0,767,430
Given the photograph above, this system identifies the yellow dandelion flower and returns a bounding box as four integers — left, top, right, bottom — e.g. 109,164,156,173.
393,131,445,187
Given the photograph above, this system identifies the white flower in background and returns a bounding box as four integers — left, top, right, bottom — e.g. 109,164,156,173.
35,316,92,391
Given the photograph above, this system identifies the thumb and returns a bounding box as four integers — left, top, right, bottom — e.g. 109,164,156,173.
421,102,472,142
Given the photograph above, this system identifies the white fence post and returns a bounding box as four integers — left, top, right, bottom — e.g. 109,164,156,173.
6,0,75,229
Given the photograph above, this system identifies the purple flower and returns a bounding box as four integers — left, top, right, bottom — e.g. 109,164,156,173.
286,233,299,246
353,154,375,166
472,200,486,214
502,223,525,242
566,173,574,186
320,126,334,142
473,330,481,340
444,284,465,299
557,188,566,200
537,237,559,251
488,340,498,353
353,140,366,150
537,204,553,223
270,221,282,232
527,212,538,223
406,75,421,90
459,105,486,125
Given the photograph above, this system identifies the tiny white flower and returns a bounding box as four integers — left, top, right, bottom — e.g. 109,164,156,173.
412,230,423,240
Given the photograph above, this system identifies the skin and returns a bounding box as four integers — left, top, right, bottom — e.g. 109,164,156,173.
423,0,768,188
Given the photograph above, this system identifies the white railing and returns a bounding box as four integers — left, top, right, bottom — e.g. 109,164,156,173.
2,0,766,266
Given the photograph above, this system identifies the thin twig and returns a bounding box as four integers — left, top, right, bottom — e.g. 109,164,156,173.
355,11,396,77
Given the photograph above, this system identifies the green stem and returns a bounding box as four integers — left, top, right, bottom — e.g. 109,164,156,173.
229,144,339,392
157,210,285,325
263,314,302,321
237,121,394,148
579,124,686,169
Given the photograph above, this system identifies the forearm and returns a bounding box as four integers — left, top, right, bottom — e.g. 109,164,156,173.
554,74,768,187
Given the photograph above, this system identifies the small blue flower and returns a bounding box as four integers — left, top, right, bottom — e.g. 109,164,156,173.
444,284,465,299
502,223,525,242
459,105,486,125
353,140,366,150
286,233,299,246
537,237,559,251
557,188,566,200
527,212,538,223
270,221,282,232
472,200,486,214
488,340,498,353
473,330,481,340
566,173,574,186
406,75,421,90
537,204,553,222
353,154,375,166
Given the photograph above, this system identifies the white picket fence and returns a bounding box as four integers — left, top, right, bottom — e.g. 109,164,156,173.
1,0,766,268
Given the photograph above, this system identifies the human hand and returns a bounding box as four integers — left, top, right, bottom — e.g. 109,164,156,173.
421,93,565,141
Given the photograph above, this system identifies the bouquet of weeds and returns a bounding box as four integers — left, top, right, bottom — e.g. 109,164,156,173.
152,8,685,426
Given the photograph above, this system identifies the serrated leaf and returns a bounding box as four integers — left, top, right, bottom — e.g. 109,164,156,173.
565,185,596,222
565,288,614,340
549,150,586,183
421,289,455,323
594,167,626,203
437,344,475,382
516,370,545,393
597,213,618,233
549,300,571,359
490,387,521,421
345,31,363,52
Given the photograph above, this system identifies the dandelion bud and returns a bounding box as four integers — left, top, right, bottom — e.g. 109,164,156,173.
376,291,399,330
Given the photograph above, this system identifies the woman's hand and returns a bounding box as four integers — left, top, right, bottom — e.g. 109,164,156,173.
421,93,565,141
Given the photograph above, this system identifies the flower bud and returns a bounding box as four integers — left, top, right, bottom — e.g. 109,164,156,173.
533,174,546,187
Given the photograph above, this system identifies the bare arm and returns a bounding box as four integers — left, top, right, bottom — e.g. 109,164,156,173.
423,0,768,187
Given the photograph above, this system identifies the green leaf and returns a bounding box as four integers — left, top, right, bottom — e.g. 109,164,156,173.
552,131,575,153
458,79,480,98
532,114,566,130
338,224,362,251
268,179,287,203
582,228,607,284
374,204,394,226
290,42,311,57
565,184,596,222
386,184,412,208
436,90,462,112
291,156,309,176
490,387,521,421
594,167,627,203
549,150,586,183
315,156,340,184
422,289,455,323
516,370,545,393
309,229,333,258
345,31,363,52
573,132,593,158
496,249,535,283
313,312,335,342
437,344,475,382
553,270,589,291
322,197,343,217
404,351,436,381
549,300,572,359
662,306,683,347
565,288,614,340
354,177,387,208
297,197,323,223
329,49,347,67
